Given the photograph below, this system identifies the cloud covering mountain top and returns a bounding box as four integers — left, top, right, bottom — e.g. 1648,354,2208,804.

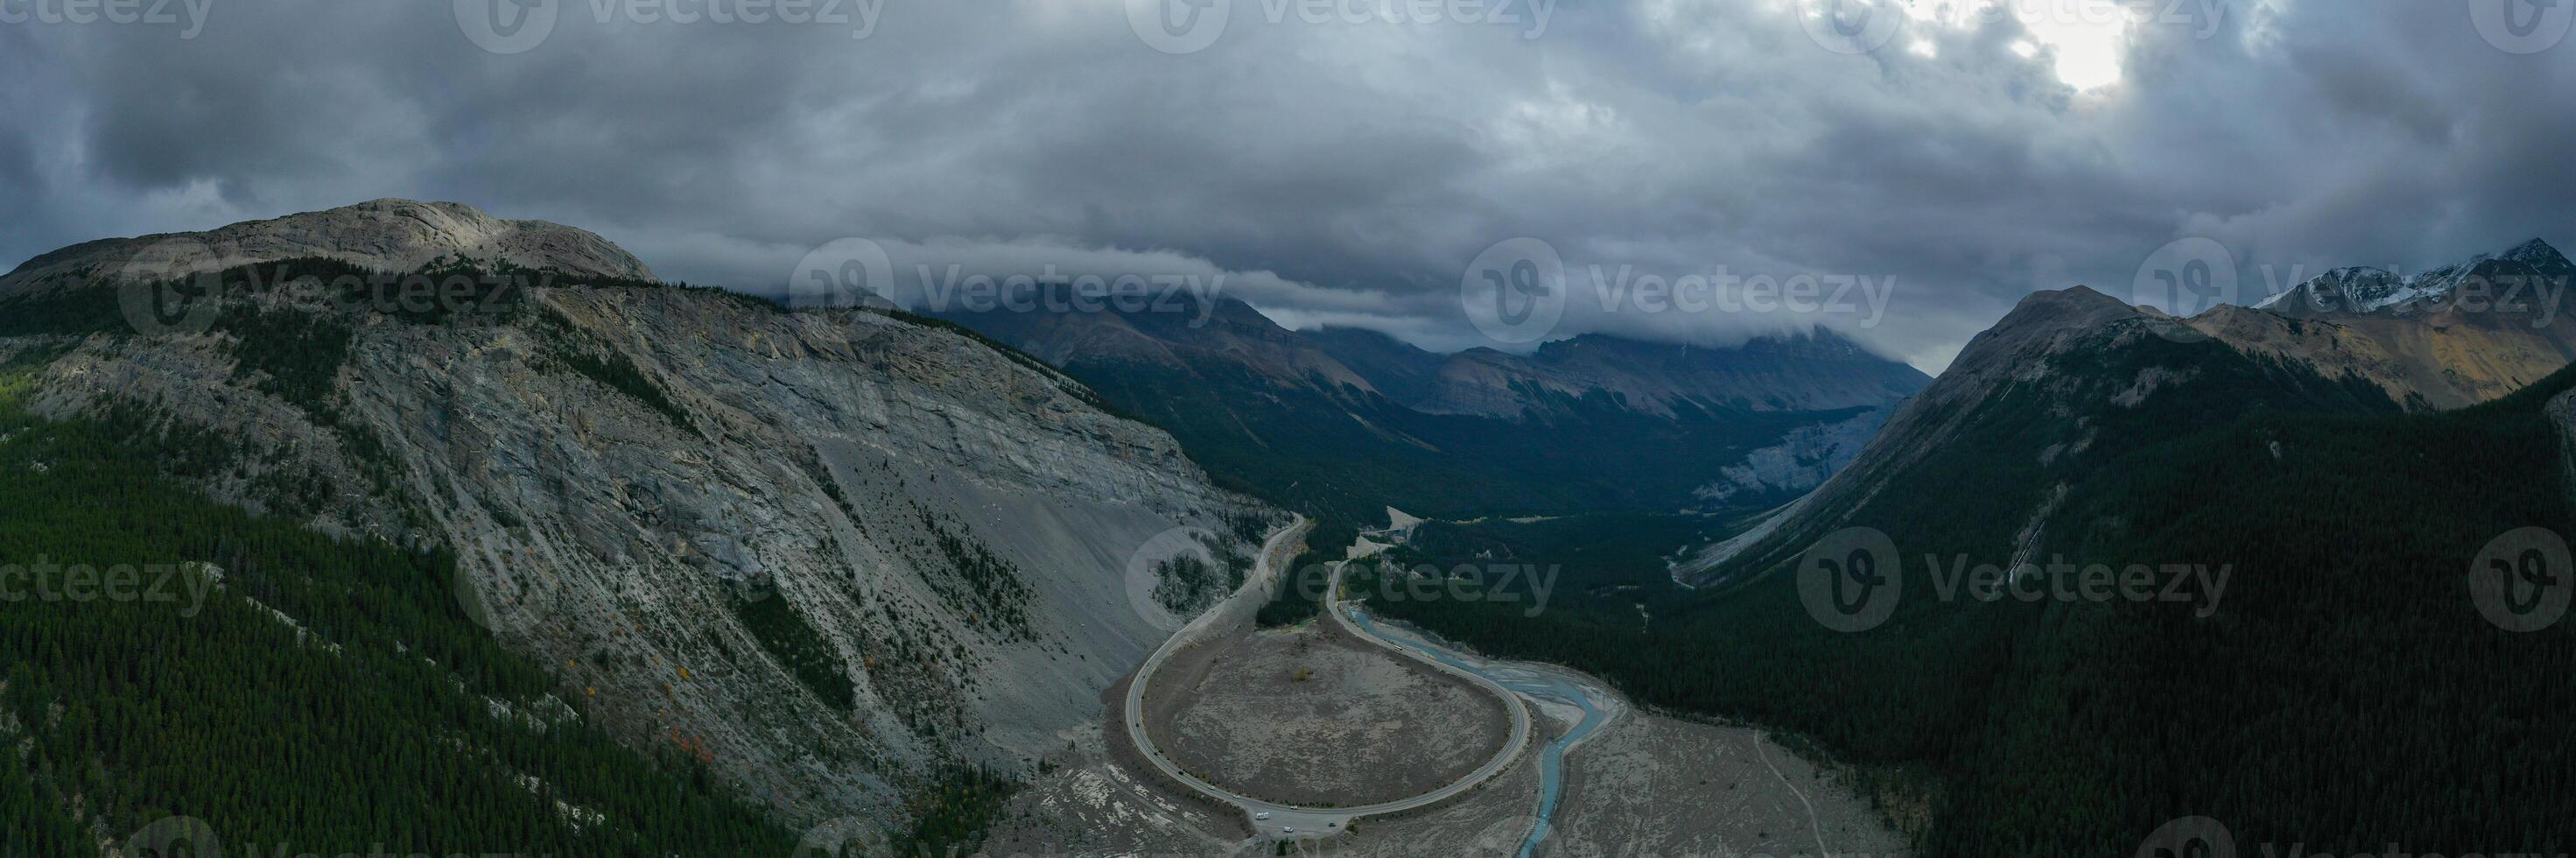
4,0,2571,371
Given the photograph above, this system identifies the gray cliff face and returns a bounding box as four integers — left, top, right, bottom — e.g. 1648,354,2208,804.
1694,405,1899,505
1,199,656,292
4,207,1270,836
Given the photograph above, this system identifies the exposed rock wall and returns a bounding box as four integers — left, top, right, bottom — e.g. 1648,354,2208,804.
14,282,1269,833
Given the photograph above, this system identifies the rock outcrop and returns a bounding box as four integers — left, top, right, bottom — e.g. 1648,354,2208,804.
1,199,656,292
2,201,1272,837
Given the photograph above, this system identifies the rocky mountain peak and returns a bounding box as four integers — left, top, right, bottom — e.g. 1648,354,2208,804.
0,204,1265,829
2011,283,2129,313
1,198,656,293
1949,285,2145,367
2503,237,2572,271
2256,238,2573,318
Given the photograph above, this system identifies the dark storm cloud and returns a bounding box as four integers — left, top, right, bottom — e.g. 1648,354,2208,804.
3,0,2572,371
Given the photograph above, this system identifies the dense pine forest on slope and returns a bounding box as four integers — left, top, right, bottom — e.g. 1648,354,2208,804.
1075,356,1851,523
1362,339,2576,855
0,343,802,856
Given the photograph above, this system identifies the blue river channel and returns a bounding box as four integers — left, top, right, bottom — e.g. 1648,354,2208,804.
1345,607,1611,858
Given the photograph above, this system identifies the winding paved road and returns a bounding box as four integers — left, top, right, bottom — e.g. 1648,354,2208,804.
1121,521,1534,841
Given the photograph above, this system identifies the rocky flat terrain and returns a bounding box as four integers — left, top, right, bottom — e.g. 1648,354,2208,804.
1143,620,1512,808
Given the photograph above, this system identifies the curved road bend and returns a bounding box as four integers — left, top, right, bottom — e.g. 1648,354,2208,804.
1122,523,1534,841
1343,607,1617,858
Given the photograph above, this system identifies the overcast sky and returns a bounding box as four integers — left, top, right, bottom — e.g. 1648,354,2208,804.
4,0,2572,371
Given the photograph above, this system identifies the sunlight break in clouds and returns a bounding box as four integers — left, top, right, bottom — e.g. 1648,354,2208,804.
1901,0,2142,89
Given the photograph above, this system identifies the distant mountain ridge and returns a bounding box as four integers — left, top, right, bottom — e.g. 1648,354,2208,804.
942,294,1930,519
2254,238,2572,316
1414,328,1929,420
2217,238,2576,409
1625,237,2576,856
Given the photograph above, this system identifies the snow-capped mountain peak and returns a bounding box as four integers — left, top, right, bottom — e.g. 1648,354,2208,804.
2255,239,2565,316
